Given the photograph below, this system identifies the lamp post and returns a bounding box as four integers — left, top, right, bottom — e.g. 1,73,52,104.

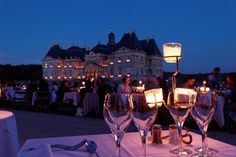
163,43,182,91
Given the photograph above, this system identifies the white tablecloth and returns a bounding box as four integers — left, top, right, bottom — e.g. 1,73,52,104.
213,96,226,127
0,110,20,157
32,91,57,106
17,131,236,157
63,92,79,106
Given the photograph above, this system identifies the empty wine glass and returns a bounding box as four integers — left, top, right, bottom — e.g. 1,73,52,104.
131,89,162,157
167,88,197,155
103,93,133,157
190,91,218,157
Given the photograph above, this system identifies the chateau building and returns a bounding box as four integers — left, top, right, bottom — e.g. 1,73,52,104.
42,31,163,81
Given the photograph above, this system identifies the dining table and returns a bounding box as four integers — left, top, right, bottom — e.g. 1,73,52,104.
63,92,80,106
0,110,20,157
17,130,236,157
213,89,232,127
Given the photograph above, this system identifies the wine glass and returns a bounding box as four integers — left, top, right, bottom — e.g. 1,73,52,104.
190,91,218,157
167,88,197,155
131,89,162,157
103,93,133,157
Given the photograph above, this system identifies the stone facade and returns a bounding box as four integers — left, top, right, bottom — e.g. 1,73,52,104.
42,31,163,81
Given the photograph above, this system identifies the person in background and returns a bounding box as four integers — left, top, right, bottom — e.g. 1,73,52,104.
207,67,221,88
224,73,236,134
117,76,131,94
182,74,196,89
79,80,93,106
145,75,159,90
25,80,38,101
38,79,50,93
57,80,71,102
5,80,16,100
51,82,59,93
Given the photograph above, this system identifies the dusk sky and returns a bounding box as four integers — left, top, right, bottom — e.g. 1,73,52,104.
0,0,235,73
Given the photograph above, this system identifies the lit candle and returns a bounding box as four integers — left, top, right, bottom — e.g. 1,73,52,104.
174,88,196,105
144,88,163,107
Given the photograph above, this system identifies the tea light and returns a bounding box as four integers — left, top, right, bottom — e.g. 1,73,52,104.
144,88,163,107
174,88,196,104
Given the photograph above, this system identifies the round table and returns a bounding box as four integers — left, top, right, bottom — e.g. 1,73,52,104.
0,110,20,157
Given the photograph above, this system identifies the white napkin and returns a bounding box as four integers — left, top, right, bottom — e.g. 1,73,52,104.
17,144,54,157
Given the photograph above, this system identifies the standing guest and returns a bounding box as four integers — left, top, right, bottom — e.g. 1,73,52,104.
38,79,50,93
57,80,71,102
51,82,59,93
207,67,221,88
97,78,107,113
79,80,93,106
117,76,131,94
5,80,16,100
224,73,236,134
182,74,196,89
145,76,159,90
25,80,38,101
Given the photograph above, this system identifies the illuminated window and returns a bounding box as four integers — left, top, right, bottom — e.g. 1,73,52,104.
118,57,122,63
126,56,130,63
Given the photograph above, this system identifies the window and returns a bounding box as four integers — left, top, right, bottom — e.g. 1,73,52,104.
118,57,122,63
126,56,131,63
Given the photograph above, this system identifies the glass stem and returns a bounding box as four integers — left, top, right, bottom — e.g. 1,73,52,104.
116,140,121,157
177,122,183,151
201,125,209,155
140,130,148,157
115,132,123,157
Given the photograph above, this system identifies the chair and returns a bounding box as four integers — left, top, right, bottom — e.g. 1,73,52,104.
35,91,51,112
13,90,26,102
12,90,28,109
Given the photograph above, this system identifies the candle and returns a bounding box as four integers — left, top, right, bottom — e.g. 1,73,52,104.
174,88,196,105
144,88,163,107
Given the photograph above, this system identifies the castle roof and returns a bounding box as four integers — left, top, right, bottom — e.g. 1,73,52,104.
44,31,162,59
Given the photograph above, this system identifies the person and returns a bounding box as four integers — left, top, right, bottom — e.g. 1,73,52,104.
5,80,16,101
38,79,50,93
117,76,131,94
51,82,59,93
25,80,38,101
207,67,221,88
145,76,159,90
57,80,72,102
182,74,196,89
224,73,236,134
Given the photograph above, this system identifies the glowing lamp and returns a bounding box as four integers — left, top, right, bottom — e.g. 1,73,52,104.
163,43,181,63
